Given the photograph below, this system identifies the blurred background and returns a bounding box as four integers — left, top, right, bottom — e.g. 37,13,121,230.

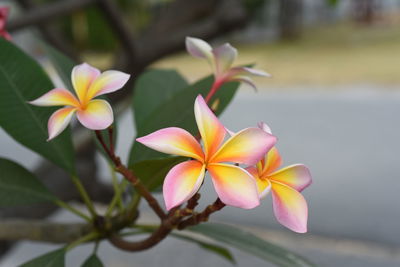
0,0,399,266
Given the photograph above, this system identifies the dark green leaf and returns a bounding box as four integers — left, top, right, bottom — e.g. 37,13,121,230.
41,42,75,91
129,74,239,165
0,39,75,173
132,156,186,192
19,248,65,267
327,0,338,6
81,254,103,267
0,158,56,206
188,223,315,267
172,232,235,264
133,69,188,128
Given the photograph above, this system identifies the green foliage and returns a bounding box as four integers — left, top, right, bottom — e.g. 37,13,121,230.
81,254,104,267
129,72,239,165
131,156,186,192
41,43,75,91
171,233,235,264
19,249,65,267
188,223,315,267
0,39,75,173
327,0,339,7
133,69,189,128
0,158,56,206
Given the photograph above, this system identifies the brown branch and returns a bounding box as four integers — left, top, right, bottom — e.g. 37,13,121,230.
96,0,137,64
8,0,97,32
95,130,167,220
15,0,79,60
0,219,91,243
177,198,225,230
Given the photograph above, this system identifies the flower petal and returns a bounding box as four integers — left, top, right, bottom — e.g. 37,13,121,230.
259,146,282,176
229,66,271,78
208,163,260,209
85,70,130,101
185,37,213,60
257,121,272,134
247,166,271,198
212,43,237,75
194,95,226,160
231,76,258,91
47,107,76,141
268,164,312,192
136,127,204,161
163,160,205,210
29,88,80,107
71,63,101,102
271,181,308,233
76,99,113,130
211,127,277,165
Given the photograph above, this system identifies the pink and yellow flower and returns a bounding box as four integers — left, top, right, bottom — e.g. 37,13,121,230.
247,122,312,233
0,6,11,41
136,96,277,210
185,37,270,90
29,63,130,140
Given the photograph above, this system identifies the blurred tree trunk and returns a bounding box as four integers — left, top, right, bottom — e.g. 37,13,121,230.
352,0,380,25
278,0,303,40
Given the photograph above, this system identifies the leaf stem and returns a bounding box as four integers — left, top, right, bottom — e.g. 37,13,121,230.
105,163,125,217
66,231,100,251
70,175,97,219
54,199,91,222
95,130,167,220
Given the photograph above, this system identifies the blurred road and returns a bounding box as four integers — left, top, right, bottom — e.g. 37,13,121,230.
1,88,399,266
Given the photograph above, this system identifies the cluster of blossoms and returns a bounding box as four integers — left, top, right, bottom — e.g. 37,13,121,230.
0,6,11,41
30,37,311,233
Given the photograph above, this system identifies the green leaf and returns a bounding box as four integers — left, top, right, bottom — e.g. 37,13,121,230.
81,254,103,267
327,0,338,6
188,223,315,267
19,248,65,267
132,156,186,192
133,69,188,129
171,232,235,264
0,158,56,206
41,42,75,91
129,74,239,165
0,39,75,173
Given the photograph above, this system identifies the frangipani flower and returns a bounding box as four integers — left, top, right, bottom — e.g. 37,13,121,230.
29,63,130,140
247,122,312,233
0,6,11,41
137,95,277,210
185,37,270,90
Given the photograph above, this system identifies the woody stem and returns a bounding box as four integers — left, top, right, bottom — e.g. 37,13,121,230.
95,130,167,220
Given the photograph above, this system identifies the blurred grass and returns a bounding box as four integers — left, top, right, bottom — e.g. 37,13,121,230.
153,21,400,89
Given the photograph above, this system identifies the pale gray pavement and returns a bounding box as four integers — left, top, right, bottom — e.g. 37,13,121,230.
1,88,399,266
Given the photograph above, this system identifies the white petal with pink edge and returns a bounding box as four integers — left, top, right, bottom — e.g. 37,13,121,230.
47,107,76,141
136,127,204,161
86,70,130,101
29,88,79,107
268,164,312,192
211,127,277,165
271,181,308,233
76,99,113,130
208,163,260,209
163,160,205,210
212,43,237,75
185,37,213,60
71,63,100,102
194,95,226,160
246,167,271,198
